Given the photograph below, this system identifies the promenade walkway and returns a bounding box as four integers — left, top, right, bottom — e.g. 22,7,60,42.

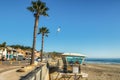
0,61,49,80
0,65,34,80
0,65,20,73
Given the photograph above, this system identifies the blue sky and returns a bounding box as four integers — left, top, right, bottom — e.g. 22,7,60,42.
0,0,120,58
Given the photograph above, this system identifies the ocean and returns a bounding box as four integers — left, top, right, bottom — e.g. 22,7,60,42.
85,58,120,64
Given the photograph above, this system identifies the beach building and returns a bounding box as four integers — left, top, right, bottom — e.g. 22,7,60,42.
50,52,88,80
0,47,4,60
61,53,86,73
62,53,86,63
0,47,28,61
0,47,8,60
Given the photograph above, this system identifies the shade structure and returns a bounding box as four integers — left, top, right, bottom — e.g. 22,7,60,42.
62,52,86,65
62,53,86,57
61,53,86,73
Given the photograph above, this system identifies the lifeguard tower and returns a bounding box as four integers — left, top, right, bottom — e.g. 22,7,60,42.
54,53,88,80
61,53,86,73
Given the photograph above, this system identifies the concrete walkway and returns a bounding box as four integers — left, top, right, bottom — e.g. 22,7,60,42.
0,65,34,80
0,68,21,80
0,65,20,73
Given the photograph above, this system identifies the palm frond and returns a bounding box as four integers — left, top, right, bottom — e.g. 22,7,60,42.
45,34,48,37
27,0,49,16
38,27,50,37
32,1,38,10
37,0,42,7
27,7,34,12
41,12,49,16
44,7,49,11
41,3,46,9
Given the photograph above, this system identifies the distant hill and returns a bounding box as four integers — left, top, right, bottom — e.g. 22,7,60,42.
9,45,32,50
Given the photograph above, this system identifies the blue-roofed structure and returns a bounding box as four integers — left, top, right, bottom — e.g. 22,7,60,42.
62,53,86,64
61,53,86,73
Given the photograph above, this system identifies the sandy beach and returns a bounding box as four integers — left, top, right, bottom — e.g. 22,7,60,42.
50,63,120,80
81,63,120,80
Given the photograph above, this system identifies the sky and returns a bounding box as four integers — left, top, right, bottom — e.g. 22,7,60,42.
0,0,120,58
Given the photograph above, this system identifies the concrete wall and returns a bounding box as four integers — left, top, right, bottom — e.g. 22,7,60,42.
20,63,49,80
41,63,49,80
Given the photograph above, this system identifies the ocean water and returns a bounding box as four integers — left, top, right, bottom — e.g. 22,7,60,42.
85,58,120,64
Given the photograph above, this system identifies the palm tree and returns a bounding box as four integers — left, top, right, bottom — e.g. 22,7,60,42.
38,27,49,62
27,0,49,65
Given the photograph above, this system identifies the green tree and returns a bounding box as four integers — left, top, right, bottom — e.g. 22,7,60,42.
38,27,49,62
27,0,49,64
9,44,32,50
0,42,6,47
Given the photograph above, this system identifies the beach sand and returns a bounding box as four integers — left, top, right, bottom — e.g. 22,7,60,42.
50,63,120,80
81,63,120,80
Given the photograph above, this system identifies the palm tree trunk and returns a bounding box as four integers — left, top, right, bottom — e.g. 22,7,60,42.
30,14,39,65
41,34,44,62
